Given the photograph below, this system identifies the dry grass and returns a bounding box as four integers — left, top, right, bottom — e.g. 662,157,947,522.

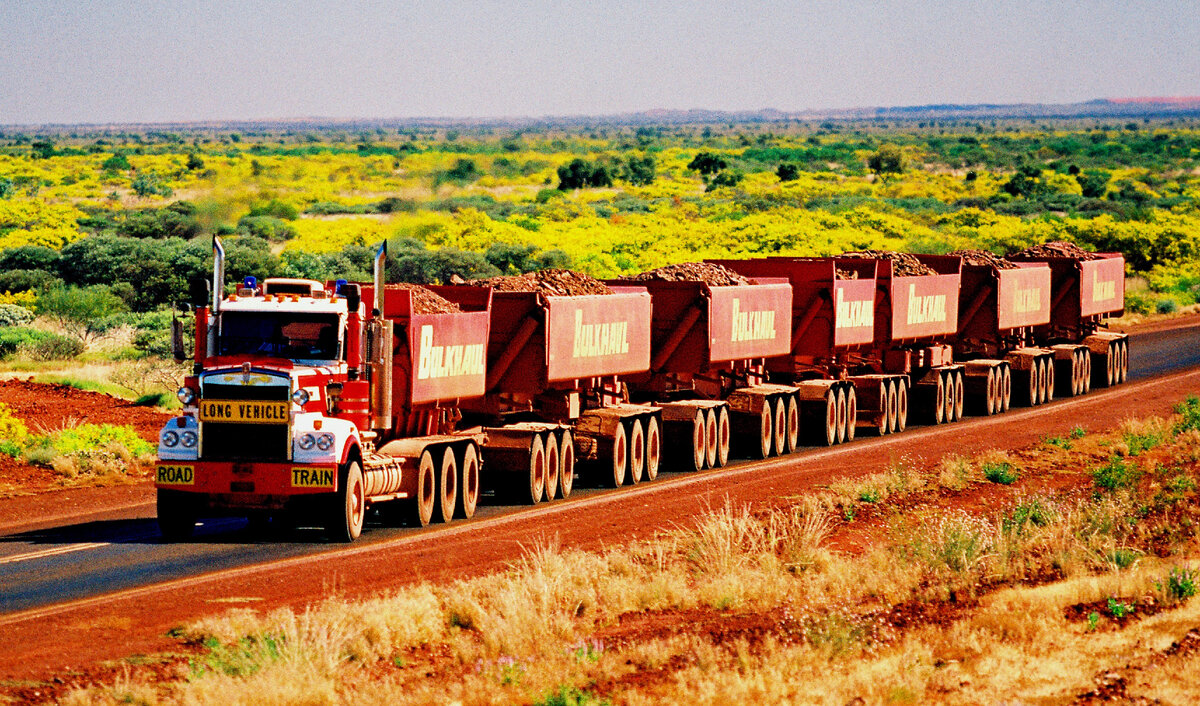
57,402,1200,705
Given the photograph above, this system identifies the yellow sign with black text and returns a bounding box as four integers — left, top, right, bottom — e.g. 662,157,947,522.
156,465,195,485
292,467,335,489
199,399,290,424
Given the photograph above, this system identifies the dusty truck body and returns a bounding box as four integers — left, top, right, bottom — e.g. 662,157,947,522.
1008,251,1129,389
434,283,660,500
618,276,796,467
155,241,491,541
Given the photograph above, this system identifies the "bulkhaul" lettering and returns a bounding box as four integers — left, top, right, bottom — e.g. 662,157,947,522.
835,289,874,329
573,310,629,358
1014,287,1041,314
906,284,947,325
417,325,485,380
731,298,776,342
1092,270,1116,303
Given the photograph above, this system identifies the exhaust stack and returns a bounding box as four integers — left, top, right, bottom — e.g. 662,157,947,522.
209,237,225,357
366,242,393,431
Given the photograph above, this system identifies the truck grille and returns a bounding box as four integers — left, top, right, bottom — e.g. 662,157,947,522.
200,383,290,460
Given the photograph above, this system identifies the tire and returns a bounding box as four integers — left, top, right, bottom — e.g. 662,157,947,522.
704,408,719,469
822,390,837,447
952,371,965,421
756,401,774,457
1044,359,1055,403
326,461,365,542
157,489,198,541
784,394,800,452
608,422,628,488
772,397,787,456
456,443,480,520
834,387,848,444
715,405,731,468
895,379,908,432
943,371,955,420
844,386,857,442
527,434,547,503
411,450,435,527
544,433,560,501
1119,340,1129,383
644,416,661,482
985,367,998,415
884,380,898,433
628,419,645,485
1081,353,1092,394
559,430,575,499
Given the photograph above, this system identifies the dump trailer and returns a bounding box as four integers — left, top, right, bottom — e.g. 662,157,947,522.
941,256,1054,413
1007,251,1129,389
434,283,660,501
618,276,796,468
711,258,882,445
156,241,491,541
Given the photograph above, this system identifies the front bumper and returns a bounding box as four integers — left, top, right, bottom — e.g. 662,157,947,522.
155,460,340,508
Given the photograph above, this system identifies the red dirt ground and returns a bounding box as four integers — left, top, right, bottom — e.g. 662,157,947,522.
0,379,172,496
0,365,1197,693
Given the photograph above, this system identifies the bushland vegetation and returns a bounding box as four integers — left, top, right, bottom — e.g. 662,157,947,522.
2,117,1199,370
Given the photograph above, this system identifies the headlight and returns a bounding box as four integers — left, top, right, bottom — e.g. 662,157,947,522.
162,430,180,447
316,433,335,451
298,433,316,450
181,431,198,448
176,387,196,405
292,388,310,406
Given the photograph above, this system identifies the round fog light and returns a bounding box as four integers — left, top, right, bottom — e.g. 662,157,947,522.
298,433,316,450
292,388,310,406
162,431,180,448
316,433,334,451
181,431,197,448
176,387,196,405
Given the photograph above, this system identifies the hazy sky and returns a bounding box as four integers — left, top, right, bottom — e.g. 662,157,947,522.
1,0,1197,125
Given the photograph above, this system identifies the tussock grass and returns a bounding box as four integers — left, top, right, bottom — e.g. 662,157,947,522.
60,403,1200,704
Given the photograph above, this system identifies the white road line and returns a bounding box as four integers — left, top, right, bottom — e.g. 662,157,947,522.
0,542,110,566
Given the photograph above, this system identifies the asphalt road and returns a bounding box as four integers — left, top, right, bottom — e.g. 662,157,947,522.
0,322,1196,616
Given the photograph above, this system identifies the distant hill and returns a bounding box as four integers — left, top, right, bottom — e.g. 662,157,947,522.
7,97,1200,132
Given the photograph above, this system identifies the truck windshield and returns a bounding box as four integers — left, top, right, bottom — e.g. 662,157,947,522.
219,312,341,362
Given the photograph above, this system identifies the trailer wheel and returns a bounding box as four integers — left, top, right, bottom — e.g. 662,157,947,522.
456,443,480,520
754,401,774,457
559,430,575,499
1119,340,1129,383
844,386,857,442
704,408,719,469
822,390,838,446
716,406,731,467
543,433,560,501
785,394,800,452
1073,349,1085,396
628,419,646,484
608,423,628,488
882,380,896,433
1080,353,1091,394
326,461,365,542
952,371,965,421
1000,365,1012,411
1045,358,1056,403
834,387,849,444
526,434,547,503
432,450,457,524
896,379,909,432
157,489,198,541
644,416,661,481
772,397,788,456
411,451,435,527
983,367,998,415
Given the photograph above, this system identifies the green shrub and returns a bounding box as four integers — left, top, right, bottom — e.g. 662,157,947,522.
1156,297,1179,315
1160,566,1199,603
0,303,34,327
24,332,85,361
1093,457,1140,491
983,461,1019,485
1174,395,1200,434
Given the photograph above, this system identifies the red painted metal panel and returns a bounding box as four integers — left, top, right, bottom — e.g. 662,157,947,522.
830,278,877,347
545,291,651,382
995,264,1051,330
1079,256,1126,317
707,283,792,362
405,311,490,404
887,273,961,340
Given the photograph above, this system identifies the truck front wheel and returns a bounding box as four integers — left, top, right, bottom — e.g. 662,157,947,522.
157,489,198,541
326,461,365,542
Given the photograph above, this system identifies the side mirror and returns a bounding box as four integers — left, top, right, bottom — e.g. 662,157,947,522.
171,306,189,362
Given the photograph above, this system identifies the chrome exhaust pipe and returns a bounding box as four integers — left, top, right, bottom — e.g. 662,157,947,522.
209,237,225,357
373,241,386,317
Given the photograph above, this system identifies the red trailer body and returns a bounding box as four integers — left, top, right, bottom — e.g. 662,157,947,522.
434,284,661,499
620,277,797,468
1007,251,1129,389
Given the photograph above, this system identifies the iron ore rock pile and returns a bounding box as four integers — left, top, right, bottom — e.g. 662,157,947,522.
950,249,1018,270
834,268,858,280
386,283,462,314
1010,241,1102,261
840,250,938,276
625,262,751,287
470,269,614,296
